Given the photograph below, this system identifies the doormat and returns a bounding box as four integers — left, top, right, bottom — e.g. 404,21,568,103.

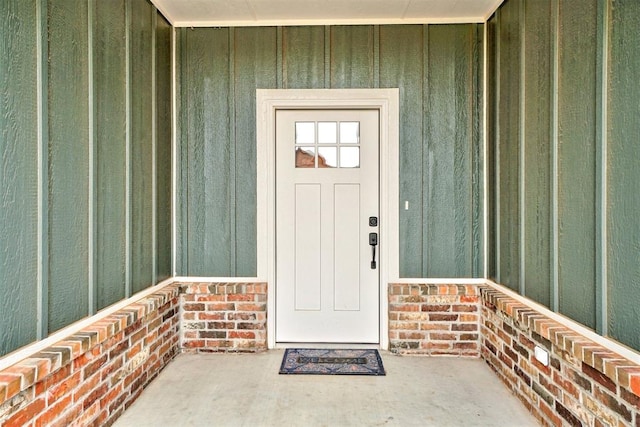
279,348,386,376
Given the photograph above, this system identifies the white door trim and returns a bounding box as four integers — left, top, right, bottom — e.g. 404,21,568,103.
256,89,400,349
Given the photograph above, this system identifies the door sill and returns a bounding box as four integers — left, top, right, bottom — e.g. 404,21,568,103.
274,342,380,349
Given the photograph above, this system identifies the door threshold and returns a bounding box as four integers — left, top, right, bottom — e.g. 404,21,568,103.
274,342,381,349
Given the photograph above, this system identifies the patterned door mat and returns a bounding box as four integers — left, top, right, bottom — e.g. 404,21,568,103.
279,348,386,376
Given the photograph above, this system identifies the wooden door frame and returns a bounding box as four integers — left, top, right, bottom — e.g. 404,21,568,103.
256,89,400,349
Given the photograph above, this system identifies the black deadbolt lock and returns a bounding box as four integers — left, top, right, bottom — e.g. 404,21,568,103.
369,216,378,227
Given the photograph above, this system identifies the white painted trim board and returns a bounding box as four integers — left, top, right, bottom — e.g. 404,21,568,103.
256,88,400,350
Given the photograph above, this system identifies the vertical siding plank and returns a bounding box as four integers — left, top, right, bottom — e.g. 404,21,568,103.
556,0,598,328
550,0,560,313
472,24,484,278
47,0,90,332
234,27,277,276
330,26,374,88
486,14,498,281
523,0,552,306
94,0,127,310
151,11,157,286
183,28,233,276
88,0,96,315
0,0,39,354
607,0,640,350
373,25,380,88
594,0,609,335
130,0,154,293
228,28,237,275
276,27,283,89
324,25,331,88
125,0,132,297
36,0,49,339
282,26,325,89
156,12,172,282
424,24,475,278
176,29,187,275
379,25,423,277
496,0,522,291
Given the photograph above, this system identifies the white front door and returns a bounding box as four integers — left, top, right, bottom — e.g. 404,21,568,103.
275,109,380,343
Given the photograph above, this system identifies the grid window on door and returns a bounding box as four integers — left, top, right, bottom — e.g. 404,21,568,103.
295,121,360,168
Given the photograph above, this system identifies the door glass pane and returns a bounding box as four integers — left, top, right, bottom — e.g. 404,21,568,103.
317,147,337,168
318,122,337,144
295,122,315,144
340,147,360,168
295,147,316,168
339,122,359,144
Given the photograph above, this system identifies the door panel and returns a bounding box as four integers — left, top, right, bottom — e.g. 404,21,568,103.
334,184,361,311
294,184,321,310
276,109,379,343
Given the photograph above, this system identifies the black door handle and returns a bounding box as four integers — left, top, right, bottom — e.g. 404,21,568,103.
369,232,378,269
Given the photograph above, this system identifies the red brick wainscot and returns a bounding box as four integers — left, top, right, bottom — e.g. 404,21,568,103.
388,283,481,356
481,285,640,427
178,282,267,353
0,284,180,427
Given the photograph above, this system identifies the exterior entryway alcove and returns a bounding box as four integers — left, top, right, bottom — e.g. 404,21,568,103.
256,89,400,349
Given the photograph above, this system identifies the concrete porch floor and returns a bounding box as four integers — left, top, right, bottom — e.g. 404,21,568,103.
114,350,539,427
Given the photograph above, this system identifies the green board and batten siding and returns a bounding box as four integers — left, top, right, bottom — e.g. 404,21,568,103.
130,0,156,293
282,26,325,89
0,0,39,354
156,14,173,284
423,25,480,278
0,0,172,357
556,0,598,328
486,14,497,282
235,28,278,277
488,0,640,351
94,0,128,310
330,26,375,89
607,0,640,351
47,0,91,331
179,28,233,276
379,25,424,278
4,0,640,359
522,0,552,307
495,0,521,292
177,24,484,279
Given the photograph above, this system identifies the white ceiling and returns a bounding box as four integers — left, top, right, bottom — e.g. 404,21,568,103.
152,0,505,27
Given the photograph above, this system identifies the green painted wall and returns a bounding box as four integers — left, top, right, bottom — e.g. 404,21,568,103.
178,28,234,276
486,15,497,282
177,24,484,278
607,0,640,351
488,0,640,352
556,0,599,329
523,0,552,306
3,0,636,358
156,13,173,284
94,0,128,311
47,0,91,332
422,25,483,278
130,0,155,294
495,0,521,292
0,0,172,357
0,0,39,355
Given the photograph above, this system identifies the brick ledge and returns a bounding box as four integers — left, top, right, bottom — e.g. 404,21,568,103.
480,285,640,399
0,284,179,406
